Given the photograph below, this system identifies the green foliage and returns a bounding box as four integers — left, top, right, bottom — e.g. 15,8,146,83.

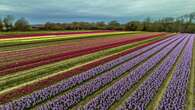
0,18,3,31
107,21,121,30
14,17,31,31
125,21,140,31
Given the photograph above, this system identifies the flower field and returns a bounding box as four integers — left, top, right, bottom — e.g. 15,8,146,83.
0,31,194,110
0,30,115,39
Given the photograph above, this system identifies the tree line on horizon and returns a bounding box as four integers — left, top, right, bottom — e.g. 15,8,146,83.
0,12,195,33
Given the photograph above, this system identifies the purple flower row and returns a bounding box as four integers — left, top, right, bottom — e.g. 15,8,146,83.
158,35,194,110
119,36,188,110
81,35,185,110
36,36,182,110
0,35,179,110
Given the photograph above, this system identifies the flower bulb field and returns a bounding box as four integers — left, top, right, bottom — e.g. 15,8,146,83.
0,31,194,110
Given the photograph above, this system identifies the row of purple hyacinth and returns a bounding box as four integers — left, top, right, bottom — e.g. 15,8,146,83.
0,34,180,110
36,36,184,109
119,35,189,110
158,34,194,110
81,35,186,110
38,35,185,110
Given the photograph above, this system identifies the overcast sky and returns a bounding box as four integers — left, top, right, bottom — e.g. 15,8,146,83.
0,0,195,24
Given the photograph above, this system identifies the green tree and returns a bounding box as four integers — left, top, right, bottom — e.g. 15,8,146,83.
0,18,3,31
14,17,31,31
95,22,106,30
125,21,140,31
44,22,53,30
107,20,121,30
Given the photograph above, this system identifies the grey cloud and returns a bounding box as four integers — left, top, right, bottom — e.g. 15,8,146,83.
0,0,194,23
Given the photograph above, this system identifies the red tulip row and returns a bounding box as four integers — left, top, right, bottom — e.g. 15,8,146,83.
0,33,165,76
0,30,115,39
0,35,168,104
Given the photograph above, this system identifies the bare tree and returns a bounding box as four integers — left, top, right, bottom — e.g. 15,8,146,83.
3,15,14,31
180,12,195,32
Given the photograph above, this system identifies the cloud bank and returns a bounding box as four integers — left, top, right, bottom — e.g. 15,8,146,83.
0,0,194,23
